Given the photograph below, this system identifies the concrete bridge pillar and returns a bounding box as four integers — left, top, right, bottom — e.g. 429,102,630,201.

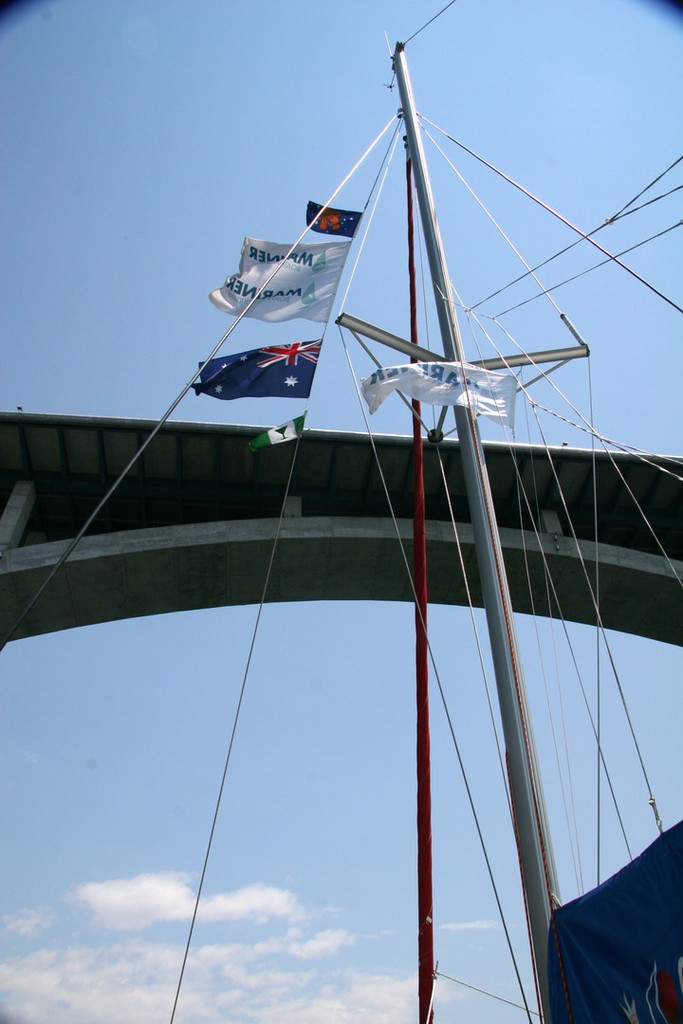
0,481,36,555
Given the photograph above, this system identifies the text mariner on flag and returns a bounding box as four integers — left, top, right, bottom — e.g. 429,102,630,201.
360,360,516,427
193,342,321,401
209,238,349,323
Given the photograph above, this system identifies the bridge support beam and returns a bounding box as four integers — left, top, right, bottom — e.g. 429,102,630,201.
0,517,680,646
0,481,36,556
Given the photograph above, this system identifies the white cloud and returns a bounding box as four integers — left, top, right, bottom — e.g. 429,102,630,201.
201,884,305,926
69,873,304,932
2,908,54,937
0,941,181,1024
0,939,417,1024
69,872,193,931
0,877,427,1023
439,919,500,932
253,927,355,960
287,928,355,960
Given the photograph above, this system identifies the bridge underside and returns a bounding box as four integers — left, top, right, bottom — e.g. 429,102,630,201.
1,516,680,645
1,413,681,646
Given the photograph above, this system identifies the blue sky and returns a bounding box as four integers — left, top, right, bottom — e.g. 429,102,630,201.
1,2,682,1023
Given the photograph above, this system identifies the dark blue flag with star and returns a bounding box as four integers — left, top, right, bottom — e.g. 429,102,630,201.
307,201,361,238
192,341,321,400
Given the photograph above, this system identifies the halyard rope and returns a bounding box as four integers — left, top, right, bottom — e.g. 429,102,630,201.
339,325,536,1022
0,117,397,655
168,435,304,1024
420,116,683,317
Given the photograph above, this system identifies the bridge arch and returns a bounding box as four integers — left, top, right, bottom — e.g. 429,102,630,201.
1,413,681,645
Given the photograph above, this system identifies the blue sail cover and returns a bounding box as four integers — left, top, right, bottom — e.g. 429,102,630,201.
548,820,683,1023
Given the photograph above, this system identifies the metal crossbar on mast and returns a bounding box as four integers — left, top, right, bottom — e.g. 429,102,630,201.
392,42,560,1023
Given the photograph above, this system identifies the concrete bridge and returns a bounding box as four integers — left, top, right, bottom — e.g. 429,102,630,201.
0,412,681,645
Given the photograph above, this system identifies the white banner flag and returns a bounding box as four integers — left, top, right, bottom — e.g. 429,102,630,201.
361,361,516,427
209,237,349,323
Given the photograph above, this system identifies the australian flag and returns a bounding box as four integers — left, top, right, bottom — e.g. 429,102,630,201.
307,201,361,238
192,341,321,401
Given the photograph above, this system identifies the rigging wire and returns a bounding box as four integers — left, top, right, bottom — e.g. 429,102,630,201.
458,297,683,484
408,178,512,812
474,363,683,478
168,436,303,1024
588,361,604,884
507,364,586,893
493,221,682,318
441,306,564,934
430,136,680,844
454,300,670,850
468,187,683,311
512,458,635,860
422,126,564,317
433,443,512,816
339,148,675,1003
607,153,683,222
519,397,683,481
517,414,586,890
170,123,419,1016
406,152,435,1024
339,85,677,1019
338,325,536,1022
348,174,511,832
170,118,425,1021
406,174,538,870
497,416,655,857
502,446,635,860
339,116,675,995
419,116,683,317
435,968,541,1017
503,341,673,835
604,184,683,222
455,292,615,887
403,0,460,45
338,123,433,434
342,157,610,983
0,115,398,656
470,313,683,582
337,121,403,311
519,397,666,838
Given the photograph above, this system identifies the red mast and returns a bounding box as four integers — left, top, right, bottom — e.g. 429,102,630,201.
407,153,435,1024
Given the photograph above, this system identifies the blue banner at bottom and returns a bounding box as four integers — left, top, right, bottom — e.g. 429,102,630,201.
548,819,683,1023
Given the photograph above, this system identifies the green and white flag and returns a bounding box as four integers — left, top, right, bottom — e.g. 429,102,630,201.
249,413,306,452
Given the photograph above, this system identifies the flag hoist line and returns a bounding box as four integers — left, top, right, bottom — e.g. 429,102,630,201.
393,41,560,1023
406,151,436,1024
0,118,396,652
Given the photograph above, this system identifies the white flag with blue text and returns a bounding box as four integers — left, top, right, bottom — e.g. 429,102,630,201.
361,361,516,427
209,237,349,323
